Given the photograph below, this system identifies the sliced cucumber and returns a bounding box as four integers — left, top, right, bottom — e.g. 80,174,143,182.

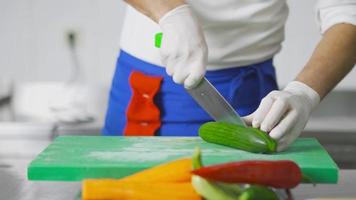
199,122,277,153
192,176,240,200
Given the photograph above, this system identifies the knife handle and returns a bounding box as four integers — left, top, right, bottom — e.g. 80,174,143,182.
155,32,163,48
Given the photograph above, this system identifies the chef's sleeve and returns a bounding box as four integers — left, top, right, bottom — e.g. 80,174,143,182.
316,0,356,34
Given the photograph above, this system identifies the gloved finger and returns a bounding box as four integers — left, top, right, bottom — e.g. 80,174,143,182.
159,35,179,75
171,57,195,84
260,98,288,132
172,66,190,84
242,112,254,126
252,92,277,128
161,50,174,76
276,129,300,152
269,110,298,140
277,137,292,152
163,50,185,77
166,65,174,76
159,37,170,66
184,73,204,89
184,59,205,89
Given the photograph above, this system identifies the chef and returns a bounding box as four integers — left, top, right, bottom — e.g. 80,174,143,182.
103,0,356,151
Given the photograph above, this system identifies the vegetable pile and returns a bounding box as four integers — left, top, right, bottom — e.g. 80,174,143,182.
82,148,306,200
190,148,302,200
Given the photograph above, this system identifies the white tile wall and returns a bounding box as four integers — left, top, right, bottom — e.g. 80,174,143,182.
0,0,125,86
0,0,355,89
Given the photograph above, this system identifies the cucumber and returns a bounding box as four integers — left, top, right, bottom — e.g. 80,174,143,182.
237,185,279,200
199,122,277,153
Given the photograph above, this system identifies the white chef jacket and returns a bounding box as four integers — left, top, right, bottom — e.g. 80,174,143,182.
120,0,356,70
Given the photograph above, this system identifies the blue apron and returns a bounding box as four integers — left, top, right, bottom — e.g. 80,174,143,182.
102,50,278,136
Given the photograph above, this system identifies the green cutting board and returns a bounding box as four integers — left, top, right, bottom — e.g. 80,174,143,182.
28,136,338,183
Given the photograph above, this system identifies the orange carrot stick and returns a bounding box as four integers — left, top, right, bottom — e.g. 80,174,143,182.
82,181,201,200
120,158,192,182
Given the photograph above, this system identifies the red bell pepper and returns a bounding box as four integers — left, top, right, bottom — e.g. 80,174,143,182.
191,160,302,189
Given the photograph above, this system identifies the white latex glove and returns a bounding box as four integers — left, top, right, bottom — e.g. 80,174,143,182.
243,81,320,151
159,4,208,89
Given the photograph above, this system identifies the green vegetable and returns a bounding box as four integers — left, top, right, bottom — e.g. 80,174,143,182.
302,174,316,186
192,176,240,200
192,147,203,170
199,122,277,153
191,147,241,200
237,185,279,200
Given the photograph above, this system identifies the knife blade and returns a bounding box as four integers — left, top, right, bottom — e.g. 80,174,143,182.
187,77,246,126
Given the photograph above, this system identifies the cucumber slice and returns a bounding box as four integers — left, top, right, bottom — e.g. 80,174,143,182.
192,176,241,200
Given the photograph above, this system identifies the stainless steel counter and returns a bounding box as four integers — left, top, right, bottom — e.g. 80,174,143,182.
294,170,356,199
0,160,80,200
1,159,356,200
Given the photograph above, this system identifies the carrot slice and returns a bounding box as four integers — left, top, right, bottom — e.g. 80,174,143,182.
120,158,192,182
82,158,195,199
82,181,201,200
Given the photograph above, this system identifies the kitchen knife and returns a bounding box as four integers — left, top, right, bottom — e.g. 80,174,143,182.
155,33,246,126
186,77,246,126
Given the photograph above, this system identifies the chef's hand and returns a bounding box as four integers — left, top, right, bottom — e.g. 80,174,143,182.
159,4,208,89
243,81,320,151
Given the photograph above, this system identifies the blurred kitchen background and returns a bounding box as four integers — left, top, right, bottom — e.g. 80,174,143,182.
0,0,356,199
